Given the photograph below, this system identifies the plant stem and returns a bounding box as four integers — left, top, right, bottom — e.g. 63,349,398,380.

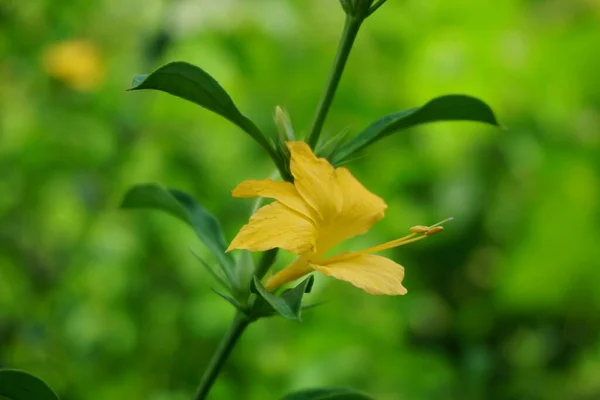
306,15,362,149
193,312,250,400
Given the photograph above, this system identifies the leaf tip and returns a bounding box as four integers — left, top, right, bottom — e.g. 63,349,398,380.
304,274,315,293
128,74,149,90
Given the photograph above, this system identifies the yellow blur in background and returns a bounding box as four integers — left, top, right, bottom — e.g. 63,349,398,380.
42,39,105,91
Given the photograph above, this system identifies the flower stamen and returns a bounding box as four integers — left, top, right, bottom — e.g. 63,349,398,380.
319,217,453,266
410,225,429,234
425,226,444,236
428,217,454,229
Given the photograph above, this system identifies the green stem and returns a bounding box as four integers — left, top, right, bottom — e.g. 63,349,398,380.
306,15,363,149
193,312,250,400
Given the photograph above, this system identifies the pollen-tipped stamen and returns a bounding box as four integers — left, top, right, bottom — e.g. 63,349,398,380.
425,226,444,236
410,225,429,233
319,218,453,265
265,218,454,290
428,217,454,229
363,217,453,253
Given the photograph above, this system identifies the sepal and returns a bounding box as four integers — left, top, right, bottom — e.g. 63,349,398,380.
249,275,315,321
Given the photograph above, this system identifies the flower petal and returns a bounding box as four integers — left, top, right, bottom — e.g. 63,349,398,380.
312,254,407,295
334,166,387,239
287,141,342,221
227,201,315,254
232,179,314,218
310,167,387,255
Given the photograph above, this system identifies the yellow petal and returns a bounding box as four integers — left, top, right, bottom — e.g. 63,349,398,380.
227,201,315,254
287,141,342,221
310,167,387,255
333,167,387,238
312,254,407,295
231,179,314,219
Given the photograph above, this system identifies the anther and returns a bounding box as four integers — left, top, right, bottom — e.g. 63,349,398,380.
410,225,429,234
425,226,444,236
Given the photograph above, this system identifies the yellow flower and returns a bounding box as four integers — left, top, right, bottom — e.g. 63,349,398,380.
227,141,448,295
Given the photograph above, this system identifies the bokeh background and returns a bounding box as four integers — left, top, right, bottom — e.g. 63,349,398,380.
2,0,600,399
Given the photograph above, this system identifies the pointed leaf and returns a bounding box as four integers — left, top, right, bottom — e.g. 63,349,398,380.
121,182,190,223
303,275,315,293
331,94,500,164
169,189,234,269
281,387,375,400
190,250,231,292
300,301,327,313
121,184,235,277
212,289,243,310
251,276,298,320
250,276,314,320
280,275,314,317
0,370,60,400
128,61,269,149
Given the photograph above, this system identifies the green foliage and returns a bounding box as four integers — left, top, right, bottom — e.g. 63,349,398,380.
0,370,60,400
192,251,232,293
129,62,271,152
121,184,239,294
330,95,499,164
128,62,291,179
282,387,374,400
212,289,244,310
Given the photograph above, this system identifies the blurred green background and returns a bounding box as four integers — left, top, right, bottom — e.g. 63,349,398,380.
1,0,600,399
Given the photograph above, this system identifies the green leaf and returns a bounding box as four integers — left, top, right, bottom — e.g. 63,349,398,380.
121,184,235,281
0,370,60,400
212,289,243,310
300,301,327,313
279,275,315,317
250,275,314,320
281,387,375,400
128,61,270,150
121,182,189,223
251,276,297,320
190,250,231,292
331,94,500,164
